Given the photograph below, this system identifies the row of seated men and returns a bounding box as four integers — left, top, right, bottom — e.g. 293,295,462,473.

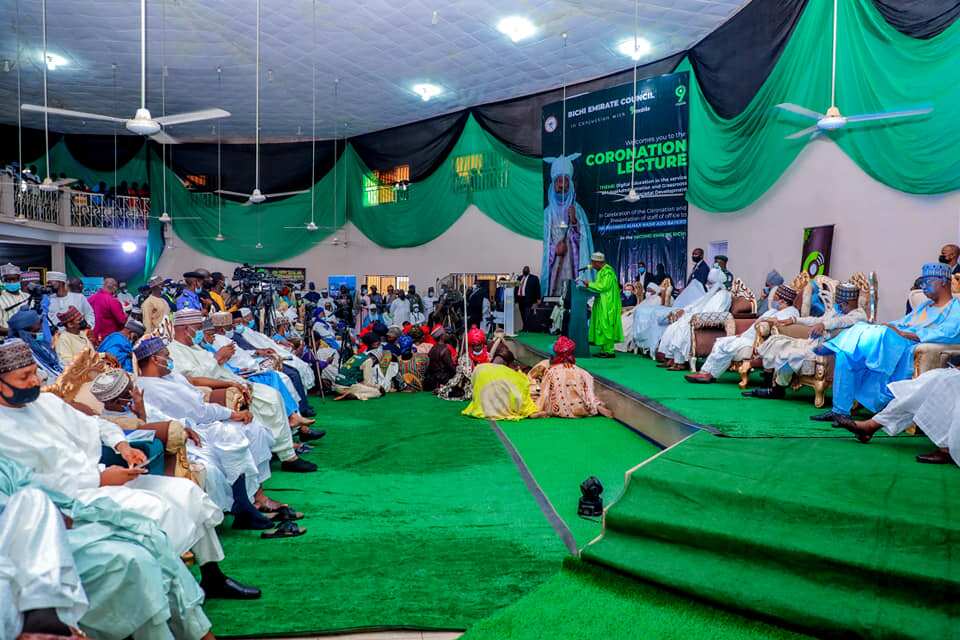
0,302,334,638
628,260,960,466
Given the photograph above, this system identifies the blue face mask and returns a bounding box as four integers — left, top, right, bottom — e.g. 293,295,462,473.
234,324,246,335
225,329,234,339
192,330,204,345
247,320,255,329
638,267,646,274
163,358,174,372
3,283,20,293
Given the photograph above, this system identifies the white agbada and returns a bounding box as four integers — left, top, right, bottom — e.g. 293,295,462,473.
699,304,799,377
658,268,732,364
873,367,960,464
168,340,297,463
759,306,867,385
238,322,316,390
47,292,97,330
0,488,87,637
209,333,301,402
389,297,411,326
0,393,224,562
625,283,673,355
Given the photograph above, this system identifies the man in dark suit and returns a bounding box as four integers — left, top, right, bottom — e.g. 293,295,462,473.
515,266,540,328
686,248,709,288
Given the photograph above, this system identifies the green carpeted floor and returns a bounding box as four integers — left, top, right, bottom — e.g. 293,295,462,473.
461,558,813,640
515,332,851,437
205,391,658,637
582,432,960,639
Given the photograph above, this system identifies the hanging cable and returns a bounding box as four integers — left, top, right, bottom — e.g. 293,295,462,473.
309,0,316,227
41,0,50,181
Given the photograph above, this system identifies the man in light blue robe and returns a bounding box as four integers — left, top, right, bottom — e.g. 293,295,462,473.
97,318,146,372
0,455,212,640
542,153,594,297
811,262,960,422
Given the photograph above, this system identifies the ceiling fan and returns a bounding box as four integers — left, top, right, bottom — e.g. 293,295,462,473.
776,0,931,140
217,0,308,206
21,0,229,145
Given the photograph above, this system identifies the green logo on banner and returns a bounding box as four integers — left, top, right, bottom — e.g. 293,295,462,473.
803,251,827,277
675,84,687,105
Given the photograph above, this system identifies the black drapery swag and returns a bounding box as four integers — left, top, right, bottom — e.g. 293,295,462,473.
871,0,960,38
65,133,146,173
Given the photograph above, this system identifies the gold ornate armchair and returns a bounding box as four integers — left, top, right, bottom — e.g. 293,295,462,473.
688,279,759,378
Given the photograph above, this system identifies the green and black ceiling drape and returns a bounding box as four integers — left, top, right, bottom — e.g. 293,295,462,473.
7,0,960,265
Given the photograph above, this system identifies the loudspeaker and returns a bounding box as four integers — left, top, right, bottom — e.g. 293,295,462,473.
524,302,555,333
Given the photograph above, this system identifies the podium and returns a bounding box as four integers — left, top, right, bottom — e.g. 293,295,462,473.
496,280,520,336
567,278,595,358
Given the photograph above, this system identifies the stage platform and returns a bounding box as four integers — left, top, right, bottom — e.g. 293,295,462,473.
509,333,960,639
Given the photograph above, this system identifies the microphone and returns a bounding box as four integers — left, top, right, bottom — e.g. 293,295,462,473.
577,265,591,272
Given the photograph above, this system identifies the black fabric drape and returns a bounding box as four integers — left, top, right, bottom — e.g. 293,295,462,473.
0,242,52,271
472,52,685,157
871,0,960,38
65,245,147,284
159,139,343,202
0,124,62,171
688,0,809,120
349,110,468,181
64,133,145,173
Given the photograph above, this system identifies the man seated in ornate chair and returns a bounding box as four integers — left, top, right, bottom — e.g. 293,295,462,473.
746,281,867,401
812,262,960,422
684,284,799,384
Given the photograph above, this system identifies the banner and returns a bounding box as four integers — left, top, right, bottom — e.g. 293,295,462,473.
254,266,307,287
541,71,690,296
801,225,835,277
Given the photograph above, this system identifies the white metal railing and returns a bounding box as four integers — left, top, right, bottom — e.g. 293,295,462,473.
13,182,60,224
68,191,150,230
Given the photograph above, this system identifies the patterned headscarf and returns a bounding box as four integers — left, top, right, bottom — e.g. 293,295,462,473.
56,305,83,326
551,335,576,366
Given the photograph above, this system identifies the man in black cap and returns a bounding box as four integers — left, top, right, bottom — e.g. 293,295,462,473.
177,271,205,311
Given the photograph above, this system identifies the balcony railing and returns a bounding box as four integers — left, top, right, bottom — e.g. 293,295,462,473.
68,191,151,230
13,183,60,224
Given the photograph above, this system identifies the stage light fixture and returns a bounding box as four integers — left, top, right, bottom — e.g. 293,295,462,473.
578,476,604,517
616,37,651,61
121,241,137,254
497,16,536,42
412,83,442,101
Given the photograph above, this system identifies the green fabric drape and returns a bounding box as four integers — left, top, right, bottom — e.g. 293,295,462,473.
686,0,960,211
35,140,150,190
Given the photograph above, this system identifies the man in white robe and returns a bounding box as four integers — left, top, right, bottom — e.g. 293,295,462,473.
45,271,96,333
167,309,316,473
237,308,316,391
685,284,801,383
746,281,867,398
0,338,261,600
834,360,960,465
657,267,733,369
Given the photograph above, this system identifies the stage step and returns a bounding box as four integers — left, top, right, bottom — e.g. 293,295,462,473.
582,433,960,639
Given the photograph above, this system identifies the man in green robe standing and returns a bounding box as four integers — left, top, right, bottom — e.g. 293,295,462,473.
582,252,623,358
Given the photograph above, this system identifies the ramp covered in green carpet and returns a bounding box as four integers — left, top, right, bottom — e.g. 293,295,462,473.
582,432,960,639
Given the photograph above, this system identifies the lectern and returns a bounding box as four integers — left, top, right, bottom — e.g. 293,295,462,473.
567,278,595,358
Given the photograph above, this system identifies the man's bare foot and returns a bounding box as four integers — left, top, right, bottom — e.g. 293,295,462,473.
598,405,613,418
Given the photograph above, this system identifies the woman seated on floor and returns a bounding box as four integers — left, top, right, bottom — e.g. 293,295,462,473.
462,363,540,421
535,336,612,419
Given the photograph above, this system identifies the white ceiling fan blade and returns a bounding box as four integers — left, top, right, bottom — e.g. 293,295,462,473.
774,103,825,121
785,125,821,140
844,107,933,124
150,130,180,145
21,104,126,124
215,189,252,198
154,108,231,127
264,190,310,199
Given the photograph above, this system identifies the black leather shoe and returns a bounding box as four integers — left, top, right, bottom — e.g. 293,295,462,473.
742,387,784,399
298,428,327,442
810,410,845,422
916,449,953,464
280,458,318,473
201,577,262,600
300,406,317,418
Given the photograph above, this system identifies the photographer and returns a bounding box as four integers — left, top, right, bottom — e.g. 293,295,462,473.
0,263,31,336
46,271,96,332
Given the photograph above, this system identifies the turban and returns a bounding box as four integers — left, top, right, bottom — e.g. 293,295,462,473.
551,335,577,366
467,326,486,347
921,262,951,283
0,339,35,374
90,370,131,403
590,252,605,262
56,306,83,325
397,335,414,355
46,271,66,284
134,336,166,361
775,284,798,305
173,309,204,327
835,283,860,303
211,311,233,328
124,318,146,338
408,325,424,341
0,263,20,277
8,309,40,333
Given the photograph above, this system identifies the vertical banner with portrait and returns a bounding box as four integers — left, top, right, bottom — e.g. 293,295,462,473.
540,71,690,296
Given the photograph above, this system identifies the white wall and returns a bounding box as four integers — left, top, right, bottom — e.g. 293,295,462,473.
153,204,542,291
687,140,959,321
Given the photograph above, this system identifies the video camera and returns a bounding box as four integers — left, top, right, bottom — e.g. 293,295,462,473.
25,281,56,314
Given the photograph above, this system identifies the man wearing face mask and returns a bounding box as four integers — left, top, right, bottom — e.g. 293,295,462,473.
756,270,785,315
45,271,95,332
939,243,960,275
810,262,960,423
141,275,170,333
177,271,205,311
515,266,541,328
96,318,146,373
714,255,734,290
0,338,261,601
686,248,709,288
8,309,63,381
747,282,866,399
53,306,94,367
0,263,30,336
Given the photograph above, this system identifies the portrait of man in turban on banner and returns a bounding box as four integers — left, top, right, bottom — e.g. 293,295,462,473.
542,153,595,297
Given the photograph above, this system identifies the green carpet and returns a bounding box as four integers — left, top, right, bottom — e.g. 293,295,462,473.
495,416,660,546
461,559,812,640
515,332,851,437
205,393,570,637
582,432,960,639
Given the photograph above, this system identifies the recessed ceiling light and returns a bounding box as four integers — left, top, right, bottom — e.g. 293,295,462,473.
616,37,652,61
497,16,536,42
42,52,67,71
120,241,137,253
412,83,442,102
